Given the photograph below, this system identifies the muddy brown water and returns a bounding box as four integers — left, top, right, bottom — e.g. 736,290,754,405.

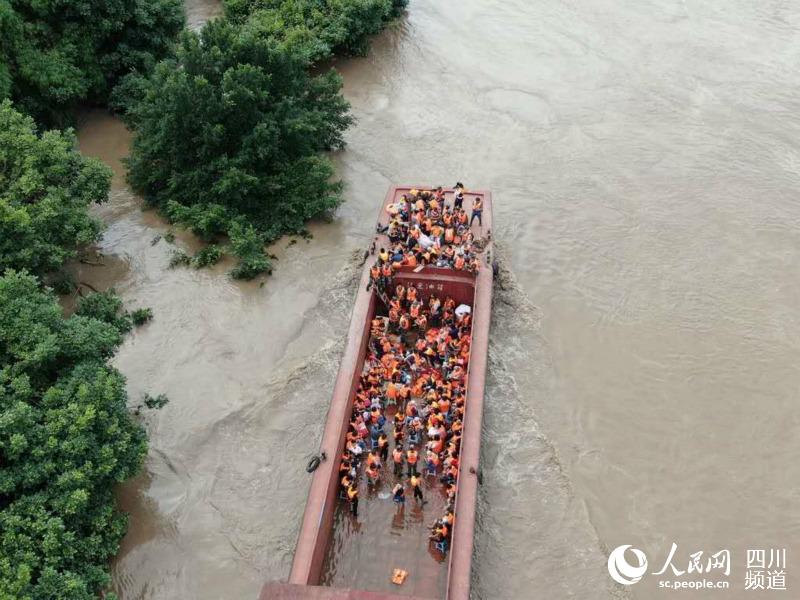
73,1,800,598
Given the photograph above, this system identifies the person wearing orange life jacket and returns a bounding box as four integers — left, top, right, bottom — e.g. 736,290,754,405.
454,254,466,270
398,384,411,403
378,433,389,462
387,308,399,333
410,301,421,319
368,263,381,291
385,381,398,403
405,399,417,418
406,446,419,476
426,449,440,473
347,484,359,516
398,315,410,338
410,474,424,502
370,317,384,337
446,482,457,502
392,445,404,476
367,450,380,468
407,285,417,303
430,519,449,543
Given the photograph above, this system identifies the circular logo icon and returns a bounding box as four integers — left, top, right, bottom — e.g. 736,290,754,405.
608,545,648,585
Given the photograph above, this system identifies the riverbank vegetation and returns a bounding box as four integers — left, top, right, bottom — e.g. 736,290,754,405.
118,0,407,278
0,101,112,277
0,0,184,126
0,105,156,597
0,0,406,596
1,15,171,597
0,271,149,600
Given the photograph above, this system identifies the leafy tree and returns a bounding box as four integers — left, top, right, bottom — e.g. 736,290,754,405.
0,270,147,600
120,20,352,275
0,101,111,277
0,0,184,124
226,0,408,60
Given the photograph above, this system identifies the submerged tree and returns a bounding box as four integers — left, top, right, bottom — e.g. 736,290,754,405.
120,19,353,277
0,101,111,277
226,0,409,61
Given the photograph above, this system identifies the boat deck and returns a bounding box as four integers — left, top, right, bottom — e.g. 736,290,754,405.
318,401,450,597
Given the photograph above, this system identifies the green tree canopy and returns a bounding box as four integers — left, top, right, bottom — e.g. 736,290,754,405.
226,0,408,61
0,270,147,600
120,19,352,266
0,100,112,277
0,0,184,124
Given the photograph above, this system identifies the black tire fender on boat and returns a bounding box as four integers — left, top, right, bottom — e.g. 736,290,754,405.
305,451,327,473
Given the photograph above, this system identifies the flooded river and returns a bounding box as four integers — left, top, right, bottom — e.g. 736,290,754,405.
75,0,800,598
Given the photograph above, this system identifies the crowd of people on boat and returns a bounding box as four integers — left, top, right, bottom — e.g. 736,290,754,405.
339,281,470,552
337,185,486,556
367,184,485,293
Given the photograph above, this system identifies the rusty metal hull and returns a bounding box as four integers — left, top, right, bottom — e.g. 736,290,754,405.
262,186,494,600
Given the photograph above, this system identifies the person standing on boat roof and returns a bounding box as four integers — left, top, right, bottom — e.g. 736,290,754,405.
454,182,465,210
470,196,483,228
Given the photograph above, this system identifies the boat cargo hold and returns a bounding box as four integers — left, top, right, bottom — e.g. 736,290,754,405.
263,185,494,600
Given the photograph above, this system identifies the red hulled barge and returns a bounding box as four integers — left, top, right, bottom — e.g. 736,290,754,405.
263,185,493,600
